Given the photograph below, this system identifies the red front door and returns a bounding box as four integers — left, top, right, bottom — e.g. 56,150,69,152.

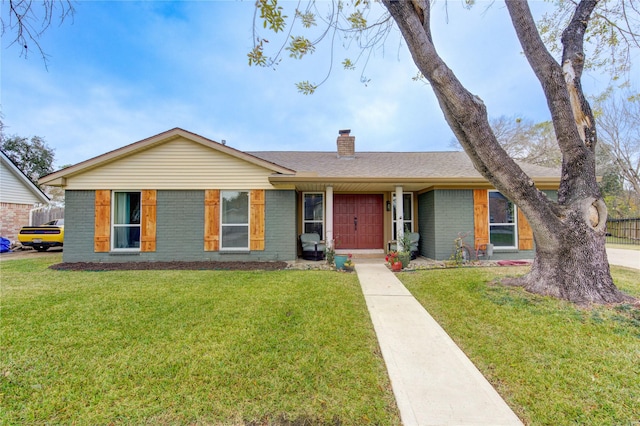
334,194,383,249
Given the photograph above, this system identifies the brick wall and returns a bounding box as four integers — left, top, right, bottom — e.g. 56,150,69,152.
63,190,96,262
265,190,297,259
0,202,32,242
63,189,298,263
418,192,435,259
432,190,475,260
336,130,355,158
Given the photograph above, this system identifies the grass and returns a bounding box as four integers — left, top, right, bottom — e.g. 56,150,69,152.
607,241,640,250
398,266,640,426
1,254,400,425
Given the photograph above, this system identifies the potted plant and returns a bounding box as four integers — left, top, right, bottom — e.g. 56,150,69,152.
386,252,403,272
343,254,355,272
397,232,413,269
326,243,335,266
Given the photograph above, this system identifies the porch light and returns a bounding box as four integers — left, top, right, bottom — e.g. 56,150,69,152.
386,200,391,211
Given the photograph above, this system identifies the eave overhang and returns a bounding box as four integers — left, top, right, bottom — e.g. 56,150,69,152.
39,128,296,187
268,175,560,192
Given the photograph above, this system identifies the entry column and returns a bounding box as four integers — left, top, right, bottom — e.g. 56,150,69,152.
395,186,404,250
326,186,334,248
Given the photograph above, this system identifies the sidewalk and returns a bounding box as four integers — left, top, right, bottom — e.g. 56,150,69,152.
355,263,523,426
607,248,640,270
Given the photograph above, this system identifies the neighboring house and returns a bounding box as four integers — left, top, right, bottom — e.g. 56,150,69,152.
39,128,560,263
1,150,50,242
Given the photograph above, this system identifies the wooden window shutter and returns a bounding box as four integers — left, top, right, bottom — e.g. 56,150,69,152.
141,190,157,252
473,189,489,250
518,209,534,250
94,190,111,252
250,189,265,251
204,190,220,251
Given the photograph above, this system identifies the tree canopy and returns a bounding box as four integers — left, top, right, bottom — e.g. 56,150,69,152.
252,0,640,305
1,133,55,186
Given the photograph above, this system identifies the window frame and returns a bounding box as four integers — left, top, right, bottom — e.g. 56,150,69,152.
302,192,325,239
111,190,142,252
488,190,518,249
220,190,250,251
392,192,414,240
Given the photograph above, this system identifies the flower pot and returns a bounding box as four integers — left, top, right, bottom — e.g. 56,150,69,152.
334,255,348,270
343,265,355,272
399,252,411,269
391,262,403,272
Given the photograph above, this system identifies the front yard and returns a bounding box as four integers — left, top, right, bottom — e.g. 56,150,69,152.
399,266,640,426
2,253,638,425
1,254,400,425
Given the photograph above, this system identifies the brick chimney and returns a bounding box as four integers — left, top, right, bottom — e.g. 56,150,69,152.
337,129,355,158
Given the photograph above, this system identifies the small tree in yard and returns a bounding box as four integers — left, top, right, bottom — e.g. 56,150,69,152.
252,0,639,304
1,134,55,187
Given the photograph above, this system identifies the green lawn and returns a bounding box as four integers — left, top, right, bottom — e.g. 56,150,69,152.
607,241,640,250
398,266,640,426
1,254,400,425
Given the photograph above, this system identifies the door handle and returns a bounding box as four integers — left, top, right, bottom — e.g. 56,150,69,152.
354,216,358,231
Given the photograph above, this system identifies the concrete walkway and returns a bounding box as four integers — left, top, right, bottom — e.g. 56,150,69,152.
607,248,640,270
355,263,523,426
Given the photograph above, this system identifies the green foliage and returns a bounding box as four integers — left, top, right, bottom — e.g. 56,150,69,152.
257,0,287,33
1,135,55,186
400,266,640,425
347,11,367,29
248,39,268,67
295,9,316,28
286,35,315,59
538,0,638,83
250,0,394,92
342,58,356,70
296,80,318,95
1,257,400,424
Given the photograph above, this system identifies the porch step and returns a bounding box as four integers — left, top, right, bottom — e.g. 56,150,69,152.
335,249,386,259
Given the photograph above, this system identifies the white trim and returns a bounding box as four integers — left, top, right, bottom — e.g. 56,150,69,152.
325,187,333,247
111,190,142,252
392,191,414,241
488,190,518,250
302,191,325,239
220,190,250,251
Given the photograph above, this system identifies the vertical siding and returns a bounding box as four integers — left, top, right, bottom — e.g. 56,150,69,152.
473,189,489,249
94,190,111,252
141,190,157,252
203,189,220,251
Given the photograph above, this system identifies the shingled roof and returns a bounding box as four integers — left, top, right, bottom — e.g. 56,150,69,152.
249,150,560,180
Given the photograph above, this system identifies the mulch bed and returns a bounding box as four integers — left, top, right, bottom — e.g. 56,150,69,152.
50,261,289,272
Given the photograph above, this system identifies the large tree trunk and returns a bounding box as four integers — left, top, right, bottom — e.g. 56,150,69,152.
383,0,633,304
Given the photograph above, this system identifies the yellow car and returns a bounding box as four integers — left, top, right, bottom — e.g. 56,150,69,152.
18,219,64,252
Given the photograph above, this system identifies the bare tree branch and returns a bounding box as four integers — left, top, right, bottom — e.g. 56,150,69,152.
1,0,75,67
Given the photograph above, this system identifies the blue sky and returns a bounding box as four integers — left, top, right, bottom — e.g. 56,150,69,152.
1,1,632,169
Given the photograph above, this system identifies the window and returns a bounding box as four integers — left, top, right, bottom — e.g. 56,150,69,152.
392,193,413,239
221,191,249,250
489,191,517,248
112,191,141,250
303,193,324,237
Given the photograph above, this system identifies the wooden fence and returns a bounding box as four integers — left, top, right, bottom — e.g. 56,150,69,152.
30,205,65,226
606,217,640,245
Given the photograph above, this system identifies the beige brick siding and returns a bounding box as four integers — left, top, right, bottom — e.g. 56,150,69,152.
0,202,32,242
